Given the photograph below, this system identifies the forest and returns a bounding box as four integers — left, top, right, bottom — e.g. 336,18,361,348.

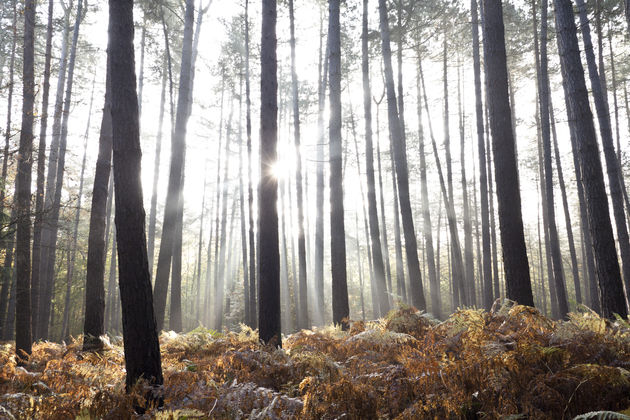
1,0,630,417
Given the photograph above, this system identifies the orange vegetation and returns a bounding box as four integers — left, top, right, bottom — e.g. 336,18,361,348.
1,302,630,419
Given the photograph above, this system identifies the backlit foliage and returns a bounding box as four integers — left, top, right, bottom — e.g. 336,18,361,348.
1,302,630,419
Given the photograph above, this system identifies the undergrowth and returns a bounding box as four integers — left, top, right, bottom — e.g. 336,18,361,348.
1,301,630,419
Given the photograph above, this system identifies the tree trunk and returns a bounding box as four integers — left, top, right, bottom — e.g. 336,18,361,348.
38,0,82,340
482,0,534,306
349,106,381,313
147,54,168,275
314,10,329,327
31,0,54,338
550,95,582,304
237,76,250,326
458,58,475,306
153,0,195,331
378,0,426,311
418,59,467,312
539,0,569,317
245,0,257,328
554,0,627,318
15,0,35,362
375,98,394,304
360,9,390,312
83,70,112,350
108,0,163,399
288,0,308,330
328,0,349,329
575,0,630,308
259,0,281,345
62,79,94,342
472,0,493,310
414,56,440,318
214,104,234,330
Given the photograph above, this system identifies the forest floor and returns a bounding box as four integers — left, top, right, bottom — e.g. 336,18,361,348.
1,302,630,419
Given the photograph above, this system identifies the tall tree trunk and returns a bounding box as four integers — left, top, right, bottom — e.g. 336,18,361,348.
147,54,167,275
389,144,406,304
419,59,467,312
245,0,257,328
0,0,17,340
354,211,366,320
215,105,234,330
108,0,163,399
169,192,184,332
259,0,281,345
38,0,82,340
314,10,329,327
554,0,628,318
378,0,426,311
15,0,35,362
237,75,250,326
458,58,475,306
375,97,394,303
358,0,388,312
153,0,196,331
106,232,116,331
550,95,582,304
288,0,308,330
414,56,440,318
538,126,559,318
83,69,112,350
195,168,207,324
575,0,630,307
62,78,94,341
360,8,390,312
210,76,226,327
539,0,569,317
31,0,54,338
472,0,493,310
328,0,349,328
349,106,381,313
486,126,500,300
482,0,534,306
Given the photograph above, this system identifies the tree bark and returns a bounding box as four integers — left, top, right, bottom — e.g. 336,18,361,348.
31,0,54,338
472,0,493,310
83,71,112,350
360,5,389,314
288,0,309,330
147,54,167,275
15,0,35,362
259,0,281,345
245,0,257,328
108,0,163,399
575,0,630,308
482,0,534,306
378,0,426,311
554,0,627,318
539,0,569,317
153,0,195,331
374,97,394,305
458,58,475,306
550,96,582,304
62,79,94,341
38,0,82,340
328,0,349,329
314,10,329,327
419,59,467,312
214,104,234,330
